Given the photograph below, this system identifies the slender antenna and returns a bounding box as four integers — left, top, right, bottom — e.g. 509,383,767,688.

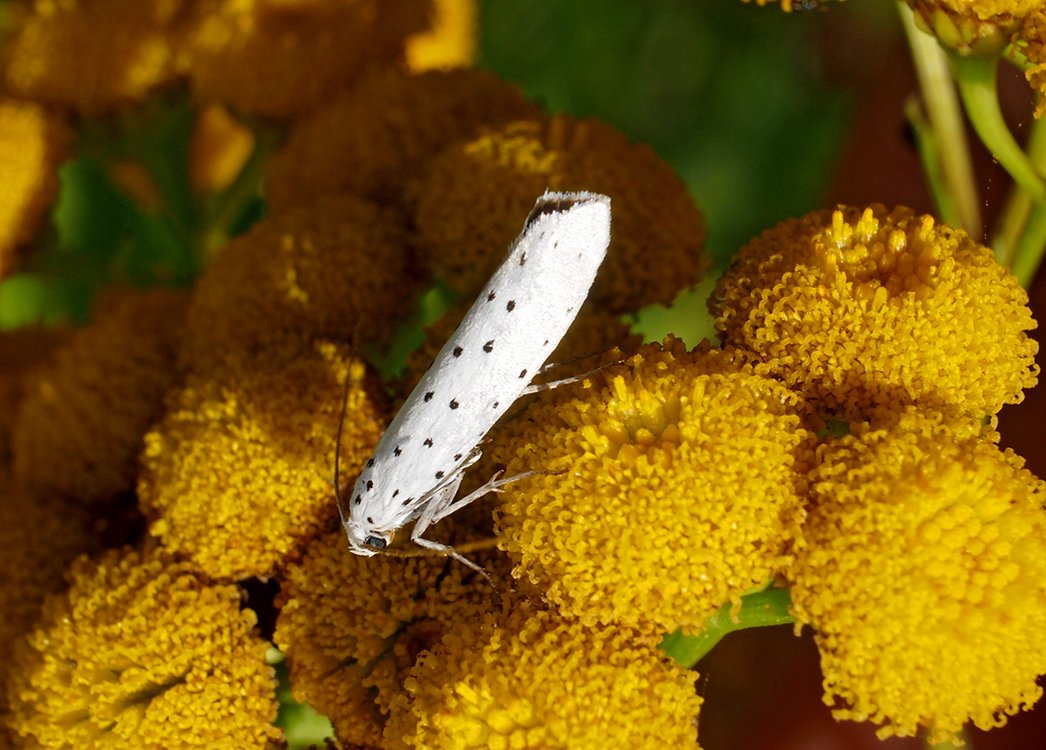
331,370,354,528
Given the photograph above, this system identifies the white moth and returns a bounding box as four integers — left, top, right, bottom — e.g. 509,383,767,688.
336,190,611,569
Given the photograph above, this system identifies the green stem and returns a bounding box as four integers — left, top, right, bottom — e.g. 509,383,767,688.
952,53,1046,205
993,116,1046,285
659,586,793,668
899,2,981,236
904,95,960,228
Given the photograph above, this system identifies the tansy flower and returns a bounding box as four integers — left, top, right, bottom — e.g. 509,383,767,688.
1019,7,1046,117
906,0,1040,54
0,324,68,462
413,116,708,312
180,193,420,374
405,0,477,71
275,514,507,746
138,340,386,580
0,99,71,279
0,473,95,736
264,67,540,211
5,547,281,748
789,407,1046,744
1,0,187,115
710,204,1038,422
182,0,431,117
11,289,188,506
488,337,813,635
384,602,703,749
395,300,641,401
189,104,256,194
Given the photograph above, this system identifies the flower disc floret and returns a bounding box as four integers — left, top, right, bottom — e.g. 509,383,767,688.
275,520,506,746
413,116,708,312
265,67,540,211
789,408,1046,744
138,340,386,580
490,337,812,634
384,603,702,749
12,289,188,506
6,547,280,748
711,204,1038,421
907,0,1039,54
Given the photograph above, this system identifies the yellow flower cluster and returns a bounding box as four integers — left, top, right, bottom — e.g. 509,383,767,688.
180,192,419,373
384,603,702,749
6,547,281,748
275,514,508,746
414,116,708,311
0,99,70,279
0,324,68,462
711,204,1038,421
1020,7,1046,117
139,340,386,580
405,0,478,71
265,67,541,211
488,337,813,635
789,408,1046,744
11,289,188,506
906,0,1040,54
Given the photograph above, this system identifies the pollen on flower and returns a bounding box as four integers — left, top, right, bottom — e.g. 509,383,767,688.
789,407,1046,745
1020,7,1046,117
488,337,813,635
906,0,1040,55
0,325,69,463
11,289,188,506
710,204,1038,422
138,340,387,580
383,602,703,749
265,67,540,211
0,99,70,279
180,193,420,373
275,514,506,746
413,116,708,312
5,547,281,748
1,0,186,115
182,0,431,117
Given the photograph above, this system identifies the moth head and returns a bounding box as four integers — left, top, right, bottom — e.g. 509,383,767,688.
344,518,391,556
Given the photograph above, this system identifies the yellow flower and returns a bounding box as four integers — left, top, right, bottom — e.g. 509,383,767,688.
11,289,188,506
405,0,477,71
183,0,431,117
6,547,281,748
0,324,69,463
2,0,186,115
789,407,1046,744
0,472,95,735
264,67,540,212
275,516,507,746
180,193,419,374
906,0,1039,54
384,602,703,749
489,337,813,635
0,99,71,279
139,340,386,580
1020,7,1046,117
413,116,708,312
189,104,256,194
711,204,1038,422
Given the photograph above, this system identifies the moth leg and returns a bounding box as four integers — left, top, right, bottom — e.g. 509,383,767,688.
410,534,491,581
521,364,609,395
428,469,541,525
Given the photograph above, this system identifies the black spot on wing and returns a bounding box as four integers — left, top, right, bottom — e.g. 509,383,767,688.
519,368,527,379
506,300,515,312
354,494,362,505
454,453,462,461
483,340,494,353
487,290,496,301
453,346,463,357
435,470,444,479
366,458,374,468
424,437,433,447
366,480,373,491
449,399,459,410
392,489,399,497
394,445,402,456
523,195,583,230
424,391,434,402
519,251,527,267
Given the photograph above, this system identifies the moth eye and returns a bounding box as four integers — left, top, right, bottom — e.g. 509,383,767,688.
364,535,387,551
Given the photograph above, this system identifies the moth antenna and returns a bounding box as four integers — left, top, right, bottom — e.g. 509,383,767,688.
332,368,354,529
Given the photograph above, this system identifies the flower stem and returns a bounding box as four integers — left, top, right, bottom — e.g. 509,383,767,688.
659,586,793,668
993,116,1046,286
899,2,981,236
